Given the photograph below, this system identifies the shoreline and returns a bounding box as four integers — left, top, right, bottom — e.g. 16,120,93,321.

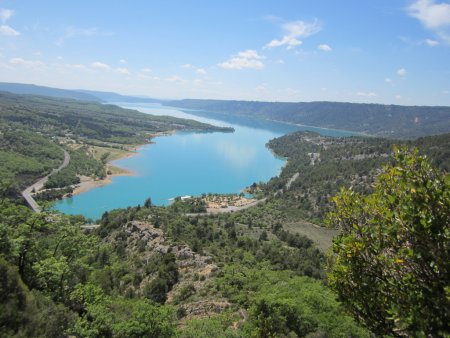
71,169,132,196
71,132,175,196
71,156,136,196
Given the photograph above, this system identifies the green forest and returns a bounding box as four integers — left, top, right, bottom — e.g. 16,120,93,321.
0,91,449,337
262,131,449,224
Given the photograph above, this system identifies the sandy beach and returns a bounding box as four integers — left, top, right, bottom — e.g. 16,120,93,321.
71,148,138,196
72,176,113,195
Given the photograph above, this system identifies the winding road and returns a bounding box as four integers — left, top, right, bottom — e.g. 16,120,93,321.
21,148,70,212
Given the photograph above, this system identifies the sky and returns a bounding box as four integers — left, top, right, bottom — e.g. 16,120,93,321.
0,0,449,105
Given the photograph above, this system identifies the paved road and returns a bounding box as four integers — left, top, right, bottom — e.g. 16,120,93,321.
21,149,70,212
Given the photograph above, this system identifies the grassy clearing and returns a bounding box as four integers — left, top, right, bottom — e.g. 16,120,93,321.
88,144,134,161
87,144,138,176
235,223,277,241
284,221,338,253
107,164,131,175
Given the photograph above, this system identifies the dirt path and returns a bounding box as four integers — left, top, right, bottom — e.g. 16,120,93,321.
286,172,299,190
205,198,266,214
21,148,70,212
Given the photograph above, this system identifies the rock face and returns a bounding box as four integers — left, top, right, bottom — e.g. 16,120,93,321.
180,300,230,317
119,221,228,317
123,221,216,275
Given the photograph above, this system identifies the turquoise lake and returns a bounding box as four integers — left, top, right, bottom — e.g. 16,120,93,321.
54,103,356,220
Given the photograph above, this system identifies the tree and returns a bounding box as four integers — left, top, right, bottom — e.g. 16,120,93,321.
327,147,450,337
144,277,169,304
0,257,75,337
70,286,176,338
144,197,153,208
259,230,268,241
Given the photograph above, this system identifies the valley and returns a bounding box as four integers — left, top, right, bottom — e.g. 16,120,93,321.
0,85,448,337
1,1,449,335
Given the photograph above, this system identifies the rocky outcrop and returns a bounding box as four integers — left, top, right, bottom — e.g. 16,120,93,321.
179,300,231,318
120,221,220,307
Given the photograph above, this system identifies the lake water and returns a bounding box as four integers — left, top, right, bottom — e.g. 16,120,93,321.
54,103,356,220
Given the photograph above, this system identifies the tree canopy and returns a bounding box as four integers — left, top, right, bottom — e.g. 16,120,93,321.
327,147,450,337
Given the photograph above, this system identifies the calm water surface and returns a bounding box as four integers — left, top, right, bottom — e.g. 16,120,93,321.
54,103,355,220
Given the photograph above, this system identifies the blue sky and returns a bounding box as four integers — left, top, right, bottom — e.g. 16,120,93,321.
0,0,449,105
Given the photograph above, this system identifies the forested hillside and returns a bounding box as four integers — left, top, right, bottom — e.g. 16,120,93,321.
168,99,450,138
0,189,370,337
262,131,449,224
0,92,231,144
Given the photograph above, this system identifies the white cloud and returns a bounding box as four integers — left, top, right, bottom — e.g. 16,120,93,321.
0,9,19,37
407,0,450,44
266,19,321,50
0,25,19,36
57,27,113,46
138,71,159,80
317,44,332,52
166,75,186,83
9,57,45,68
237,50,263,59
397,68,407,77
218,49,265,70
196,68,207,75
119,59,127,64
69,64,86,70
395,95,402,100
408,0,450,29
91,61,110,70
437,31,450,43
267,37,301,49
357,91,377,97
0,9,14,22
209,81,223,86
385,77,392,83
141,68,152,73
276,59,284,64
181,63,193,68
425,38,439,45
116,67,130,75
9,58,25,65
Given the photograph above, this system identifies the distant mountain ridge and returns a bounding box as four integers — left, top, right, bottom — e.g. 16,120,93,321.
168,99,450,139
0,82,162,104
0,82,101,102
77,89,163,103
